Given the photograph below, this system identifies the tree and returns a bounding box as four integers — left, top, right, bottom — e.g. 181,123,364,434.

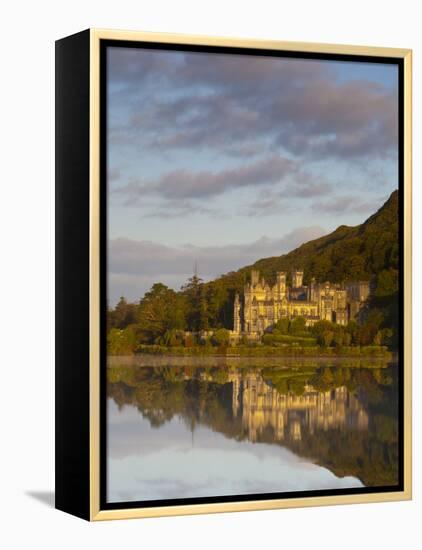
375,269,398,297
109,296,137,329
333,330,344,347
311,320,336,338
360,309,385,345
160,329,184,347
182,273,209,331
343,332,352,346
198,285,209,330
206,284,229,328
344,254,366,280
137,283,186,343
346,320,359,344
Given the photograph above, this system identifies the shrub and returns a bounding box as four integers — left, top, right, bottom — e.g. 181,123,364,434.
320,330,334,347
274,318,290,334
289,317,307,335
211,328,231,347
107,326,137,355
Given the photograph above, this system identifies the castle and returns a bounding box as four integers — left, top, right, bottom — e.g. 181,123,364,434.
233,269,370,338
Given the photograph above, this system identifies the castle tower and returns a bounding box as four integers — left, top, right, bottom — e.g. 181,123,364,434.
276,271,286,299
321,289,333,321
233,293,241,333
251,269,260,286
291,269,304,288
308,276,316,301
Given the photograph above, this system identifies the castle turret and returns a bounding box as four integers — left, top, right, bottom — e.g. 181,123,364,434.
251,269,260,286
308,276,316,301
291,269,304,288
233,293,241,333
276,271,286,299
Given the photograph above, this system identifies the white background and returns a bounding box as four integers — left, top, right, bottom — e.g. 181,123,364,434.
0,1,419,548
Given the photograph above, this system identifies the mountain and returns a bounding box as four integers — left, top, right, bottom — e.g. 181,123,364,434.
202,190,399,330
242,189,398,285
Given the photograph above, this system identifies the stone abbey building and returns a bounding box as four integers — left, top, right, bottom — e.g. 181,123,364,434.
233,269,370,338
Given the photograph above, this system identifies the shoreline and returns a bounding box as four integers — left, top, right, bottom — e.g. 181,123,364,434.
107,353,396,369
111,344,393,359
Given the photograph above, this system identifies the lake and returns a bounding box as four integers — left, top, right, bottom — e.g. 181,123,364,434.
106,356,399,503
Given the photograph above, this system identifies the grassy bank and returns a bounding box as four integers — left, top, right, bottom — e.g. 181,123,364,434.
129,344,392,358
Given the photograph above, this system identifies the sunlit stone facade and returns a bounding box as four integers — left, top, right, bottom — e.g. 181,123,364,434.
233,269,370,337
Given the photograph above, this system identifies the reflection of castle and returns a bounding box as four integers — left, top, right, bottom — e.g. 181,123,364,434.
229,371,368,443
233,269,370,337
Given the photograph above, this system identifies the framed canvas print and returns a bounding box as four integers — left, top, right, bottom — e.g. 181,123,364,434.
55,29,412,521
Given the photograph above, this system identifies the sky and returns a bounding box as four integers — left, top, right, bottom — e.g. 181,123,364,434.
107,46,399,305
107,400,362,502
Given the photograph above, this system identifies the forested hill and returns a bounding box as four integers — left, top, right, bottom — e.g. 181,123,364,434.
203,190,399,328
243,189,398,285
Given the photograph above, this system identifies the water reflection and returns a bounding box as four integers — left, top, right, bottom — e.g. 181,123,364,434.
107,358,399,503
231,372,368,443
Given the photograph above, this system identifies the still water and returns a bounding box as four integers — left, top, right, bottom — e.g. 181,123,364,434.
107,356,399,503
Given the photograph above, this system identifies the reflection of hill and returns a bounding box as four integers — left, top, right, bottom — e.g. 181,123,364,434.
107,364,399,487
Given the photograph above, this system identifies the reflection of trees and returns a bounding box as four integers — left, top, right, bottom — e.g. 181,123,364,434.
108,366,236,432
107,364,399,487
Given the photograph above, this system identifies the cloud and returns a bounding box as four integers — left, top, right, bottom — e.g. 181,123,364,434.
108,48,398,162
242,177,330,217
107,47,179,90
245,195,291,217
141,199,219,219
108,226,326,304
311,194,386,215
115,155,295,201
108,167,121,182
273,80,398,159
112,155,331,214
